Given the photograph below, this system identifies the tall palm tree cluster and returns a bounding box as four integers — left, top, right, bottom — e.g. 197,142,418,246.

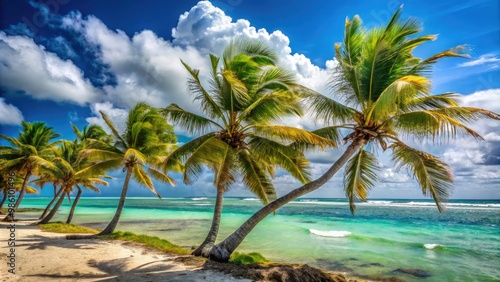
0,9,498,262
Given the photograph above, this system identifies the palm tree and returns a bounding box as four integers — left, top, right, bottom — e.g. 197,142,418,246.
0,171,38,211
65,123,112,223
35,140,108,224
162,39,333,256
0,121,60,221
69,103,179,236
204,8,500,262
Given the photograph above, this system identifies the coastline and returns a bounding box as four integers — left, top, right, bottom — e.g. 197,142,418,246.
0,221,363,282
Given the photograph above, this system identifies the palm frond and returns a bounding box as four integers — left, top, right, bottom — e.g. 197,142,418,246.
213,144,237,191
183,137,227,184
147,167,176,187
390,141,453,212
160,104,223,135
304,89,358,125
237,89,302,123
100,111,127,145
237,149,275,204
344,147,379,213
253,125,335,149
133,165,161,199
181,59,227,124
249,136,311,184
368,75,430,121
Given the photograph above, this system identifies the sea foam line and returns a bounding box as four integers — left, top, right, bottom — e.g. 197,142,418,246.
424,243,441,250
310,229,352,238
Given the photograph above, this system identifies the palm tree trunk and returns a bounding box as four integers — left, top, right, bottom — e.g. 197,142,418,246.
66,186,82,224
192,188,224,256
98,166,133,235
3,170,31,222
38,187,67,224
0,189,7,210
208,140,364,262
39,186,64,219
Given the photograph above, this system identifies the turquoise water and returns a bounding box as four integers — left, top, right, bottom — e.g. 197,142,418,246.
18,197,500,281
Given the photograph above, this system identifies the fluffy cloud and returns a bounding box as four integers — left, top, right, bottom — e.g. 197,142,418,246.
0,98,24,125
0,31,101,105
85,102,128,134
172,1,335,94
62,12,209,113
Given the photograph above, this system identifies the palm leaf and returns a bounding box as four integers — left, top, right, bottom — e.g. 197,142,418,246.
181,59,228,124
133,165,161,199
344,147,379,213
390,141,453,212
147,167,176,187
213,144,237,191
237,149,275,204
253,125,335,149
183,137,227,184
304,89,357,125
160,104,223,135
249,136,311,184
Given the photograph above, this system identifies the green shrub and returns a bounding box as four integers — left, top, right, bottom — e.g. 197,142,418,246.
230,252,268,264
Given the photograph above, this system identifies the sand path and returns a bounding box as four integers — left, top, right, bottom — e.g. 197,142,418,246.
0,221,251,282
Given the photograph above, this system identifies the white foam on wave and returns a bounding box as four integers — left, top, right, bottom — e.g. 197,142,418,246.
242,198,259,201
424,243,441,249
192,197,208,201
194,203,212,206
310,229,351,238
363,200,393,205
294,201,346,206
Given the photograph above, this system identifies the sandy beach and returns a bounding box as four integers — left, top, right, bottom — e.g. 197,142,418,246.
0,221,251,282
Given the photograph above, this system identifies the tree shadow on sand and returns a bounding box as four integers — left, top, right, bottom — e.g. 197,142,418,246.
24,256,235,282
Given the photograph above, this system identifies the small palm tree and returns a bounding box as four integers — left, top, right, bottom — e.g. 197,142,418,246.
0,171,38,211
206,8,500,262
162,39,332,256
35,140,108,224
0,121,60,221
70,103,179,236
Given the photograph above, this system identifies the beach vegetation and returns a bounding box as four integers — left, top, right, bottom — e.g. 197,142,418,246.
230,252,268,264
34,139,109,224
0,122,60,221
71,103,181,236
205,7,500,262
105,231,190,255
39,222,99,234
163,38,332,257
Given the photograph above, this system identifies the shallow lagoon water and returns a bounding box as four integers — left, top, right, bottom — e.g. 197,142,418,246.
18,197,500,281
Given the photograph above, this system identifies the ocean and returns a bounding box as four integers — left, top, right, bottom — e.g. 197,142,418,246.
17,197,500,281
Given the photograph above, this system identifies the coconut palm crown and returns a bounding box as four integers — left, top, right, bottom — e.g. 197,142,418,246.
0,121,60,220
304,8,500,212
34,139,109,224
74,102,179,235
161,39,333,255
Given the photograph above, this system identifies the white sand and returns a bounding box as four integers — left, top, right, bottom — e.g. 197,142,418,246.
0,221,251,282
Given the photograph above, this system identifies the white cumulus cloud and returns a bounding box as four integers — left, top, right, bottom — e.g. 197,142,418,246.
0,31,101,105
0,98,24,125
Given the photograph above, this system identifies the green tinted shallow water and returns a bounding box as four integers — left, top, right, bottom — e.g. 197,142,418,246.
18,197,500,281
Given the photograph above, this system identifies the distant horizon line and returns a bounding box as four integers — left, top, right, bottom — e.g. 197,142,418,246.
23,196,500,201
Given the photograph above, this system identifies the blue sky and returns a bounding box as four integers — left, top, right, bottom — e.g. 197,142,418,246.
1,0,499,199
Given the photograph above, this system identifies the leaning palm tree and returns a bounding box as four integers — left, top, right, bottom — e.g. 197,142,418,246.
204,8,500,262
35,140,108,224
68,103,179,236
162,39,333,256
0,121,60,221
0,170,38,211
